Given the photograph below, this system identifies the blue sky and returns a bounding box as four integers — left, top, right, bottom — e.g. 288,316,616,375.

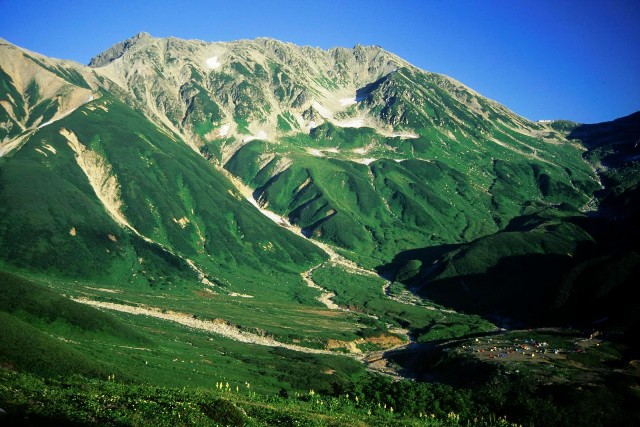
1,0,638,123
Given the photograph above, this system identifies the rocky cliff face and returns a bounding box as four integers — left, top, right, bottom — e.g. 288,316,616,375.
85,33,549,157
87,34,410,150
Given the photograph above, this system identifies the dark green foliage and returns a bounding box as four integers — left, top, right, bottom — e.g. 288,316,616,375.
181,80,224,135
0,135,128,277
2,36,639,427
310,122,384,149
0,272,148,379
0,66,26,140
407,210,593,325
0,312,125,380
25,97,59,128
0,271,147,342
199,398,246,426
311,265,495,340
277,114,292,131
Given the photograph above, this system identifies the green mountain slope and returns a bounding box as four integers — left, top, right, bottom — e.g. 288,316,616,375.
1,34,640,426
0,91,325,283
394,112,640,337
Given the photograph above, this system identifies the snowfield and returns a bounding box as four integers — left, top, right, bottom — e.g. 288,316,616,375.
335,118,365,128
243,130,268,142
218,124,230,137
311,101,332,118
339,97,358,106
206,56,221,69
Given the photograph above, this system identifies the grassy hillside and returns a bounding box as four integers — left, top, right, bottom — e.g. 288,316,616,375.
0,92,326,287
225,118,599,268
2,36,639,426
391,113,640,339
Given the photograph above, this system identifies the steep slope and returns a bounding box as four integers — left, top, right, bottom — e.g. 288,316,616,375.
0,41,327,291
0,38,98,155
83,33,602,266
2,34,640,425
88,33,404,151
395,112,640,336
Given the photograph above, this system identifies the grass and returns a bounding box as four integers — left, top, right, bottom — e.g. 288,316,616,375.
3,36,640,427
0,94,327,286
224,101,599,268
0,271,371,395
310,265,495,342
1,368,504,426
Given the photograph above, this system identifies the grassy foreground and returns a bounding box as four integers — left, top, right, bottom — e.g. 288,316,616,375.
0,369,521,427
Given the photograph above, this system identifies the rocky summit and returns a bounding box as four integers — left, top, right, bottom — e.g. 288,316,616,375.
1,34,639,426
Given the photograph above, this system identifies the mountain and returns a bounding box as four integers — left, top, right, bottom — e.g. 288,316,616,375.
394,112,640,335
86,33,599,267
1,33,639,426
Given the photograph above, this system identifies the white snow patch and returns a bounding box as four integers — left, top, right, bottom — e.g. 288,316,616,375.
339,97,357,106
352,147,367,155
393,159,405,163
307,148,325,157
246,196,290,225
35,148,47,157
38,107,79,129
388,132,419,139
335,118,365,128
311,101,332,119
325,147,340,153
206,56,221,69
355,158,378,165
218,124,230,137
243,130,268,142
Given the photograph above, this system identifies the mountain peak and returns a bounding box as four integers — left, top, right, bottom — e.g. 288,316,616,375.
88,32,154,67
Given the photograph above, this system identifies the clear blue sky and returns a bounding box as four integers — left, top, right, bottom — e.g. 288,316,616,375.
1,0,638,123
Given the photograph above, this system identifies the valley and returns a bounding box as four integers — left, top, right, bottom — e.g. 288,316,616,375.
1,33,639,426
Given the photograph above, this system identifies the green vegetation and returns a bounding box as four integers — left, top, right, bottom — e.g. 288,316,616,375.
2,36,640,426
24,54,92,89
1,368,527,426
311,265,495,342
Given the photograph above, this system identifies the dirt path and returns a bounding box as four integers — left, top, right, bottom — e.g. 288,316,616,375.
72,297,338,356
210,167,444,377
74,293,416,379
301,265,342,310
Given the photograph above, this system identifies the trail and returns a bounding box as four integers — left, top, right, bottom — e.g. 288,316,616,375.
74,295,415,378
213,165,458,377
301,265,342,311
218,164,380,310
218,165,377,276
382,282,457,313
72,297,338,356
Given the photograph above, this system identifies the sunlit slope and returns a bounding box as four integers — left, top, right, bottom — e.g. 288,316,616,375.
0,271,370,395
0,92,325,286
77,33,602,266
225,120,600,266
0,38,99,154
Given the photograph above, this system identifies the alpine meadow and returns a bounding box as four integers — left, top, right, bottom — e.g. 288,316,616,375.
1,33,639,426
